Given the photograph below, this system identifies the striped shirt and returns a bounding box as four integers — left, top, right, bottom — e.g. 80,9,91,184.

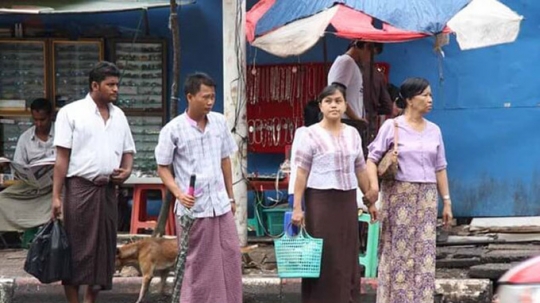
154,112,237,218
295,123,366,190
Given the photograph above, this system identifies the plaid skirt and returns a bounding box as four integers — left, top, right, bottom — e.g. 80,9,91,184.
175,211,242,303
62,177,117,290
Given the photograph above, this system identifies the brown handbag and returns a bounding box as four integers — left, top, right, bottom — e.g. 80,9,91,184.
377,120,399,180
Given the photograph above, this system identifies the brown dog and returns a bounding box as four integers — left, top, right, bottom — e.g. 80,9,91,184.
116,237,178,303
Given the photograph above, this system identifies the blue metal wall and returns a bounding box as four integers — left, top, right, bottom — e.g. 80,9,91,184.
247,0,539,217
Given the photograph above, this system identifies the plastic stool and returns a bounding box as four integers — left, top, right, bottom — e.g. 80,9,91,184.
358,213,380,278
247,217,263,237
283,210,298,236
21,226,40,249
129,184,176,236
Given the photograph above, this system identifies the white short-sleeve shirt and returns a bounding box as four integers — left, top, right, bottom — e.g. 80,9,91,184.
327,54,364,119
54,94,136,181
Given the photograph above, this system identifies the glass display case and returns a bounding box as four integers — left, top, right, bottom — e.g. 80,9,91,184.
52,40,104,108
127,115,163,177
0,115,33,160
0,40,47,112
112,40,165,112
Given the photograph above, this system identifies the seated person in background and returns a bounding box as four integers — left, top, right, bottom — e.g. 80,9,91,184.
0,98,55,232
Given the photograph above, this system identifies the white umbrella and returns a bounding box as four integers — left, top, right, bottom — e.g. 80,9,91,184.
447,0,523,50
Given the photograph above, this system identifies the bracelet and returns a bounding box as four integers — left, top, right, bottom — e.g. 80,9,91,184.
442,195,451,200
229,198,235,203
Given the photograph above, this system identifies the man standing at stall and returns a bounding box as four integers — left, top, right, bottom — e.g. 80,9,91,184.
362,42,393,142
52,61,135,303
328,40,368,122
328,40,373,155
155,72,242,303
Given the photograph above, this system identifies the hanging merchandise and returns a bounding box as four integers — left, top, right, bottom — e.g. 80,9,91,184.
246,62,326,153
246,62,389,154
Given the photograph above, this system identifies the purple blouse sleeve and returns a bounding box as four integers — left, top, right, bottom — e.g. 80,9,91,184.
294,129,314,173
367,119,394,163
436,129,448,171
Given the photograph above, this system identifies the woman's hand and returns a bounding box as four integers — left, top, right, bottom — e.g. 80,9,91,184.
368,204,378,222
291,208,304,226
443,203,453,228
365,188,379,205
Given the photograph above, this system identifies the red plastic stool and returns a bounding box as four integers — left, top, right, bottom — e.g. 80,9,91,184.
129,183,176,236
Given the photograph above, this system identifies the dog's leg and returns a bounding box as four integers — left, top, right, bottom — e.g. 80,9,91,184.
135,274,153,303
158,270,169,294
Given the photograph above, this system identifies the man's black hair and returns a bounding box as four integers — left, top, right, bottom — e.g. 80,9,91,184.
30,98,52,115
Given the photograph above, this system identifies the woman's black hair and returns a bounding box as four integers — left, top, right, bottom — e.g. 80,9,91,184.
395,77,430,109
317,84,346,104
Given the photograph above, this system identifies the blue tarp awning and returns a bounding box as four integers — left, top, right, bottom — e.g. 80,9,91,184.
255,0,470,36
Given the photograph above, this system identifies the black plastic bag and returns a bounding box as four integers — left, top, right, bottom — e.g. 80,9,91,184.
24,220,72,283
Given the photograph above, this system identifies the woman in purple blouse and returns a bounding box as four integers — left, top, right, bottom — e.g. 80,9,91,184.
292,84,377,303
366,78,453,303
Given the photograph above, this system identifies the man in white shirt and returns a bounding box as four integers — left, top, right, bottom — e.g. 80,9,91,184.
155,73,241,303
52,61,135,303
0,98,55,232
327,40,372,121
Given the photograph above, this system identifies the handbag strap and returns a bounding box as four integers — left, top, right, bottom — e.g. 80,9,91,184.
392,119,399,154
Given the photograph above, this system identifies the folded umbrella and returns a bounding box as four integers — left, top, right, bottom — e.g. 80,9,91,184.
170,209,195,303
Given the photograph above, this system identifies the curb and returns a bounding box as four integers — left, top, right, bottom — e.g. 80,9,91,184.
0,276,492,303
0,279,14,303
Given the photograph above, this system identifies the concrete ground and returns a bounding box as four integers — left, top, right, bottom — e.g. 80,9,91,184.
0,243,496,303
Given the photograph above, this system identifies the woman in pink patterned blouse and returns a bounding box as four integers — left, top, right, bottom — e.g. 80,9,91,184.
292,84,378,303
366,77,453,303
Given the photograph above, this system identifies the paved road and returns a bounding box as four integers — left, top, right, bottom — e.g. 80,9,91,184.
12,293,377,303
13,293,172,303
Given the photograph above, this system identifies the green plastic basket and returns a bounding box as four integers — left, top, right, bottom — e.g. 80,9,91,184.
274,226,323,278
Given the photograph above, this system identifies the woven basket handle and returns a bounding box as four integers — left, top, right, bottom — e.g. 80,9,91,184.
284,222,310,239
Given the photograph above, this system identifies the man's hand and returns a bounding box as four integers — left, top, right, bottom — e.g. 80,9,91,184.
231,202,236,215
52,197,62,219
176,192,195,209
111,168,131,185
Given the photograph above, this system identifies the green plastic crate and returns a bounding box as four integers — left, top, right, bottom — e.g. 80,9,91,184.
263,207,288,236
